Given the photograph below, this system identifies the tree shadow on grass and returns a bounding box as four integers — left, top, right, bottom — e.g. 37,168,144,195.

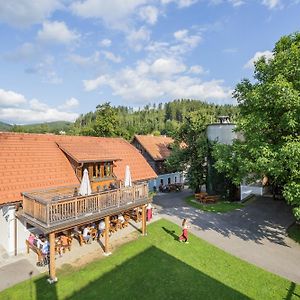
162,226,179,241
285,282,300,300
64,246,249,300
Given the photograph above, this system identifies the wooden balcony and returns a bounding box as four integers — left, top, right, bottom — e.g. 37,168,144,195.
20,183,150,233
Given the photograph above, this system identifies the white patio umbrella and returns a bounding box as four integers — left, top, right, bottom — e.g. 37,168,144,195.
124,165,132,187
79,169,92,196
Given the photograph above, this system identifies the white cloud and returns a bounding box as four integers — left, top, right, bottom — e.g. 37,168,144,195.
244,50,273,69
37,21,80,44
29,99,49,111
71,0,146,29
0,0,62,27
189,65,205,74
229,0,245,6
145,29,201,59
139,5,159,24
83,58,232,104
150,58,186,75
0,107,78,124
177,0,198,7
127,26,151,51
58,97,80,110
174,29,202,48
262,0,282,9
99,39,112,47
0,89,27,107
4,43,36,61
102,51,122,63
0,89,79,124
25,55,63,84
68,52,100,66
160,0,198,8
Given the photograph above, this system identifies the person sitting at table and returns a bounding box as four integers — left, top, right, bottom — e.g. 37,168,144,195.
59,235,70,255
118,214,125,225
28,233,35,246
83,226,92,244
98,220,105,239
41,238,50,265
35,235,43,249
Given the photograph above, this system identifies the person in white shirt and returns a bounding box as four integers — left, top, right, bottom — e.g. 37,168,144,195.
83,227,92,244
118,214,125,224
98,220,105,238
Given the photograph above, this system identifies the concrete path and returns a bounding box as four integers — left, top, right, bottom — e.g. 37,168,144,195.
153,190,300,283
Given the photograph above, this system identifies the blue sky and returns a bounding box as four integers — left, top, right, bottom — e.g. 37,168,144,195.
0,0,299,124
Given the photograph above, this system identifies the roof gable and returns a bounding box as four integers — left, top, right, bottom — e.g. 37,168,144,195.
133,135,175,161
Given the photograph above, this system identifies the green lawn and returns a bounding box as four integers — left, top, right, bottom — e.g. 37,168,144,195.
185,195,244,213
1,219,299,300
287,223,300,244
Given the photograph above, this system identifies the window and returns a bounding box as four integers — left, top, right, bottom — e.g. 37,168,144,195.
168,177,171,184
160,179,164,185
174,177,177,183
93,163,101,178
104,162,111,177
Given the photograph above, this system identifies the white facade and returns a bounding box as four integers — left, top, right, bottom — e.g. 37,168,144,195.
240,184,269,201
206,124,238,145
148,172,184,191
0,206,31,256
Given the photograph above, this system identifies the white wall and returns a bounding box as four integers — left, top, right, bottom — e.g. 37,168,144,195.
240,184,266,201
148,172,184,191
207,124,238,145
0,206,31,256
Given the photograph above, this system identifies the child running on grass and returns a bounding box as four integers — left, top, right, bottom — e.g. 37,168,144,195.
179,218,190,244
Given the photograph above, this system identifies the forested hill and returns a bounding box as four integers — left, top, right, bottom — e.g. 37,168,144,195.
0,121,12,131
71,99,239,139
8,121,73,134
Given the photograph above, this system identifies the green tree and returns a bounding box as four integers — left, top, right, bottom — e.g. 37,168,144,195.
91,102,123,137
166,111,211,192
213,32,300,219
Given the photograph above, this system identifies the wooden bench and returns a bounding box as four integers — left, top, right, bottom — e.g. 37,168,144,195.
195,192,208,200
25,240,44,264
195,193,219,204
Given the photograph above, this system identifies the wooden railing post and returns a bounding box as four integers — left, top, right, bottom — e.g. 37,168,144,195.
46,204,50,227
74,198,78,219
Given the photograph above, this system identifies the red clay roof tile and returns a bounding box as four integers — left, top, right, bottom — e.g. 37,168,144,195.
133,135,175,161
0,132,156,205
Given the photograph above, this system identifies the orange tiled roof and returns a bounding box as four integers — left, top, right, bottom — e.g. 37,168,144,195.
133,135,175,161
0,133,79,205
57,140,119,162
0,133,157,205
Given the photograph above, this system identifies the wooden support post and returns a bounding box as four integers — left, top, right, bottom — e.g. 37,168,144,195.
142,205,147,236
104,216,111,255
48,232,57,283
136,206,140,222
14,217,17,256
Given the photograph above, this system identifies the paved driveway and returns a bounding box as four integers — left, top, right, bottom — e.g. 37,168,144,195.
153,190,300,283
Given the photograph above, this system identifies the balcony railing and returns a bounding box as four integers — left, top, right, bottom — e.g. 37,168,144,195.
22,183,149,228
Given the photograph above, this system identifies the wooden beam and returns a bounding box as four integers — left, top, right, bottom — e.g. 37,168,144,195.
142,205,147,235
49,232,57,282
104,216,110,255
14,217,17,256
